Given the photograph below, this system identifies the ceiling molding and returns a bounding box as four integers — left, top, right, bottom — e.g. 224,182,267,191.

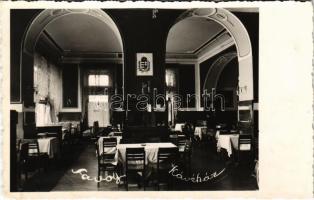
62,51,123,57
38,31,124,64
60,56,123,64
165,57,197,65
166,53,197,59
43,30,64,54
37,31,63,57
198,35,235,64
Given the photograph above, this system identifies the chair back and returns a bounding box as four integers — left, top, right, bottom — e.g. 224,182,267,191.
126,147,145,170
177,135,187,146
169,133,178,145
157,147,178,169
239,134,252,151
93,121,99,135
24,139,40,156
112,132,122,137
184,140,192,153
101,137,117,157
103,137,117,148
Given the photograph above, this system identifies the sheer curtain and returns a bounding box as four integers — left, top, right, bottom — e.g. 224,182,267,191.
88,102,110,127
35,102,52,126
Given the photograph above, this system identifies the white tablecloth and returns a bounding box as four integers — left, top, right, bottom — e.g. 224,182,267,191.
174,123,185,132
29,137,60,159
216,134,239,157
117,143,177,165
194,126,207,140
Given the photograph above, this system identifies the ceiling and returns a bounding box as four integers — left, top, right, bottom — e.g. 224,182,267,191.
166,17,225,54
43,13,122,53
38,11,233,62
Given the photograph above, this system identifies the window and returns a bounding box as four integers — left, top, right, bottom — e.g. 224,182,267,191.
165,68,178,101
88,74,110,103
88,74,109,86
88,95,108,103
165,69,176,88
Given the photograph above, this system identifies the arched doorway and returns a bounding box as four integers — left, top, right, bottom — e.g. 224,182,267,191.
166,8,253,124
164,8,255,182
203,52,238,93
23,9,123,56
174,8,253,104
20,9,124,128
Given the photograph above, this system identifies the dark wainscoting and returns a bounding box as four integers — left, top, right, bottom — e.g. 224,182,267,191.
58,112,81,122
123,126,171,143
176,110,238,128
176,111,207,124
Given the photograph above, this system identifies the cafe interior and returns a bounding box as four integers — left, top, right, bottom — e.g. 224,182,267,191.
10,8,259,191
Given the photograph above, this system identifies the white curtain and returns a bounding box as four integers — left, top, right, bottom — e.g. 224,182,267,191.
88,102,110,127
35,103,52,126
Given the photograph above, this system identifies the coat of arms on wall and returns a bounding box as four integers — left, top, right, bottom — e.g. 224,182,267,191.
136,53,153,76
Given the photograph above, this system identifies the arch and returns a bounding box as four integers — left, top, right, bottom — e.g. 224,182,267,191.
23,9,123,55
20,9,124,106
174,8,253,102
203,52,237,92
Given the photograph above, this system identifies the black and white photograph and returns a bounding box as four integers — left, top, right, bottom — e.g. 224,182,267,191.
9,7,259,192
3,2,313,198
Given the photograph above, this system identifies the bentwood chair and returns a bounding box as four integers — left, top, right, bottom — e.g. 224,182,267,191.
95,139,118,187
156,147,178,190
125,148,146,191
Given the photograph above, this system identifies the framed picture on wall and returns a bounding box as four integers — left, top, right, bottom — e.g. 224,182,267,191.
136,53,153,76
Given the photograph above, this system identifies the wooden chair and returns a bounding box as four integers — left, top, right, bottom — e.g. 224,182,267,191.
176,138,192,175
169,133,179,146
156,147,178,190
102,137,117,155
92,121,100,137
177,135,187,153
125,148,145,191
95,139,118,187
111,132,122,137
238,134,253,163
183,140,192,175
23,139,48,173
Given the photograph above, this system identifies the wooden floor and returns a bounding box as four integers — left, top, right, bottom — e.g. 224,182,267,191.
20,140,258,191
